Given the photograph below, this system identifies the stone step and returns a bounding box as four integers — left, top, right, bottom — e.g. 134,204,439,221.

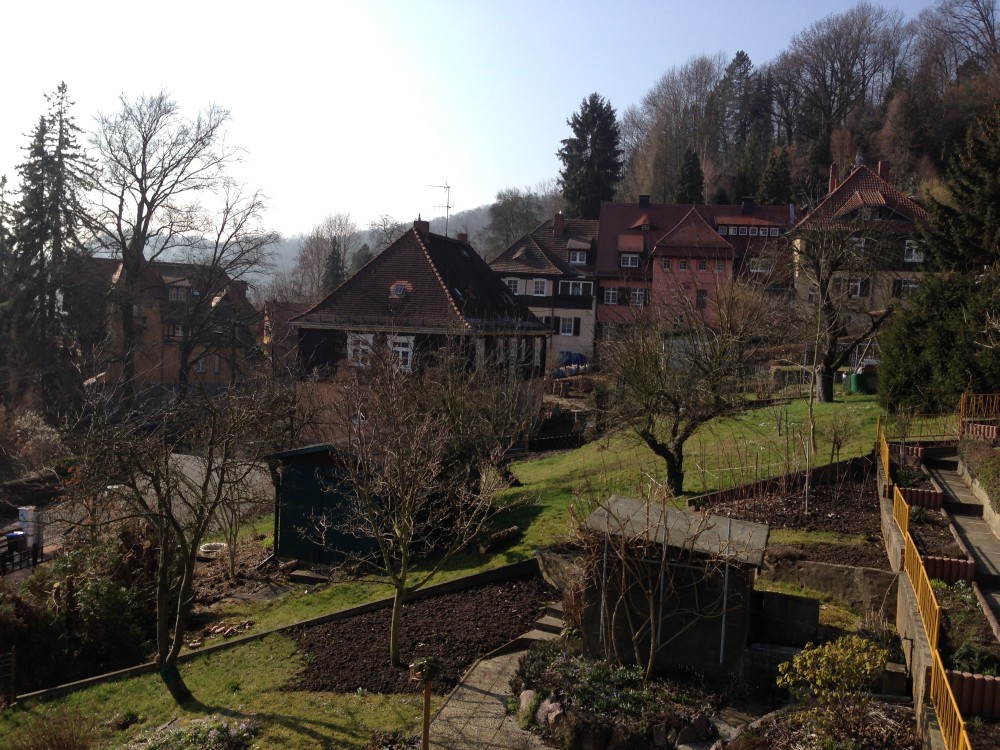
545,600,564,620
534,614,565,635
519,628,561,644
947,500,985,517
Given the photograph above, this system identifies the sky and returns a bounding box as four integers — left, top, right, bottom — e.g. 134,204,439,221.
2,0,936,239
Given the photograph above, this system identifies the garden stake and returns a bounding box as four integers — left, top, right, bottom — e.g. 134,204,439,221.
409,656,442,750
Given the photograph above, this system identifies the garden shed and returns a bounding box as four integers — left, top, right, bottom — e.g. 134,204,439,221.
269,443,373,565
581,495,769,681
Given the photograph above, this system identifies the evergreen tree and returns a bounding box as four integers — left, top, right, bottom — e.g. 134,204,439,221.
557,93,623,219
350,242,373,276
321,236,345,294
709,186,731,205
675,149,704,204
926,110,1000,271
757,149,793,205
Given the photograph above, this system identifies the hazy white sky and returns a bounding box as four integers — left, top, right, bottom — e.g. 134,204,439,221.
2,0,933,238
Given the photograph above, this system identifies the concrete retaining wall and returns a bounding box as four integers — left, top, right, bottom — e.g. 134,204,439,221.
896,575,945,750
761,559,899,619
958,459,1000,541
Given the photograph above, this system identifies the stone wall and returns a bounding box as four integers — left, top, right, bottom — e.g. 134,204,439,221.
762,559,899,619
895,574,946,750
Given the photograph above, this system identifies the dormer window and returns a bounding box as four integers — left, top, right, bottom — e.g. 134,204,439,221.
168,286,187,301
718,226,728,235
620,254,640,268
749,227,759,236
569,250,587,265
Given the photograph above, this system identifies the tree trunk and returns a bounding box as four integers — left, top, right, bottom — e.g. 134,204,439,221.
665,450,684,496
816,368,836,403
390,586,406,667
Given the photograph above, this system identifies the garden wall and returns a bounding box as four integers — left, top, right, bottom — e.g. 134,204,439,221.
958,459,1000,542
895,575,946,750
761,559,899,619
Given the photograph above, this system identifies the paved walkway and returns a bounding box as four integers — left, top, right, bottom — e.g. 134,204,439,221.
926,454,1000,624
429,649,548,750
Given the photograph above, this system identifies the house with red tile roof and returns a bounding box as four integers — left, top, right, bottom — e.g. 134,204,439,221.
490,213,599,363
792,161,929,313
291,219,548,377
594,196,793,336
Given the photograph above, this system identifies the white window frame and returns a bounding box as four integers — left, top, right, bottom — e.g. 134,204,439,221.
834,277,865,298
748,257,772,274
715,260,725,272
904,239,924,263
620,253,640,268
749,227,759,236
630,288,646,306
679,259,688,271
194,357,206,373
696,289,709,309
569,250,587,265
898,279,919,297
769,227,779,237
533,279,547,296
698,259,707,271
347,333,374,367
603,288,618,304
168,286,187,301
559,318,574,336
718,226,728,235
388,334,415,373
662,258,672,271
505,278,520,295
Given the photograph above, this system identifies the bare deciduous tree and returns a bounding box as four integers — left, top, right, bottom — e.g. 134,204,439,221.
294,213,360,301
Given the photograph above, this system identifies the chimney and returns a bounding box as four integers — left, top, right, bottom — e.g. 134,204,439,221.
829,163,840,194
741,196,756,215
638,194,651,209
877,160,891,180
457,232,469,243
413,215,430,237
553,211,565,237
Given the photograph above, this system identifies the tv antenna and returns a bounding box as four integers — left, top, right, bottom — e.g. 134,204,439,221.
429,182,452,237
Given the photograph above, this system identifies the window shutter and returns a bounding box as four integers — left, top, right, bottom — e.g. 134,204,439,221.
573,318,581,336
860,279,871,297
552,316,561,333
644,289,651,306
543,316,551,327
617,287,627,305
891,280,902,298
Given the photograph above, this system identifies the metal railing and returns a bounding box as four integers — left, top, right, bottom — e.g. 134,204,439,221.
878,417,892,497
959,392,1000,431
892,485,971,750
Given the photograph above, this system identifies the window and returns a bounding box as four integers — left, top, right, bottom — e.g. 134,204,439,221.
749,227,759,236
194,357,206,373
739,226,748,235
505,278,520,295
893,279,919,298
620,254,640,268
715,260,725,272
698,259,707,271
213,354,221,374
769,227,779,237
630,288,646,306
347,333,373,367
388,335,415,372
167,324,184,338
696,289,708,309
718,226,728,235
533,338,543,367
603,288,618,304
533,279,547,296
558,280,593,296
559,318,575,336
662,258,672,271
569,250,587,265
679,259,688,271
904,239,924,263
851,238,867,255
833,277,870,298
748,258,772,274
168,286,187,301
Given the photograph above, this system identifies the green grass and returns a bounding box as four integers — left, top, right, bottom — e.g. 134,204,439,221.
768,529,867,546
754,578,861,634
0,394,885,748
0,635,433,750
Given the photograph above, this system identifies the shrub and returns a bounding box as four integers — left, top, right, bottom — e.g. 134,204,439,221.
125,716,259,750
958,437,1000,512
3,708,95,750
777,635,887,735
509,639,562,694
365,731,420,750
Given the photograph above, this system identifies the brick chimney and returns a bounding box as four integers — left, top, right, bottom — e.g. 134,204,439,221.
741,196,756,215
553,211,565,237
638,194,651,208
877,160,891,180
413,216,430,237
457,232,469,243
828,163,840,194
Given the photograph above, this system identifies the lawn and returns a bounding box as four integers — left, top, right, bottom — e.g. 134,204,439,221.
0,393,887,749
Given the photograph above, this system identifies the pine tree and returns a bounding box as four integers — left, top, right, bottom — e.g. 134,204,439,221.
321,236,345,294
675,149,704,204
757,149,792,205
350,242,373,276
926,110,1000,271
557,93,623,220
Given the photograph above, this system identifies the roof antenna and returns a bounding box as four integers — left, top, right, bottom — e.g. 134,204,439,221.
429,182,452,237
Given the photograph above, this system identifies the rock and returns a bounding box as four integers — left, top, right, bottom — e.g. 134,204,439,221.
518,689,537,719
535,695,563,729
692,712,711,739
650,721,668,747
546,704,565,732
666,727,678,746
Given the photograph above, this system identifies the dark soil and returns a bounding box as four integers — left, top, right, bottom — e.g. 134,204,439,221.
286,577,556,695
909,509,965,559
191,535,292,607
704,477,890,569
969,719,1000,750
936,582,1000,674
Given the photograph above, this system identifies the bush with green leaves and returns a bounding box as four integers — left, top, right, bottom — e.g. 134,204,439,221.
777,635,887,736
2,707,95,750
126,716,259,750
